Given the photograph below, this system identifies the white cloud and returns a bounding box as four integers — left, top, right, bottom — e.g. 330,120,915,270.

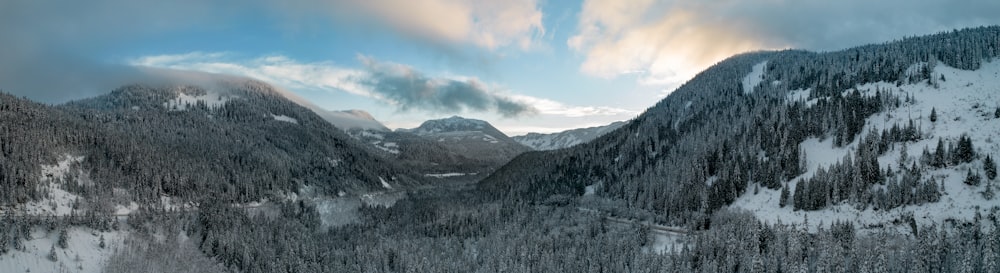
130,53,371,97
508,94,636,118
130,52,634,118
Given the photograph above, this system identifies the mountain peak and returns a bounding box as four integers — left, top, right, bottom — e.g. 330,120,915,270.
405,116,493,135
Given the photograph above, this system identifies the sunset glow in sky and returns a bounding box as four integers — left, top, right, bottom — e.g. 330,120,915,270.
3,0,1000,135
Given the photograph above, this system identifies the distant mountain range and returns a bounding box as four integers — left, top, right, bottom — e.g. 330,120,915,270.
513,121,626,151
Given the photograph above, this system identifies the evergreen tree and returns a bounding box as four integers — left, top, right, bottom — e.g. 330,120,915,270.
47,245,58,262
995,107,1000,119
930,107,937,122
779,184,790,208
933,138,947,168
956,134,975,163
984,155,997,180
965,169,982,186
57,229,69,249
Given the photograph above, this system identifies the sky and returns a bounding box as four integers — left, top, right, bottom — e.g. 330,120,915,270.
2,0,1000,136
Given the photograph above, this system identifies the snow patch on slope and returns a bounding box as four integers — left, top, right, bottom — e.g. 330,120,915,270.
164,92,232,111
742,61,768,94
733,58,1000,232
271,114,298,124
0,227,125,273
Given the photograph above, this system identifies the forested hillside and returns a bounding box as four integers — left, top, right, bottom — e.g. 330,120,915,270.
0,80,421,209
482,26,1000,226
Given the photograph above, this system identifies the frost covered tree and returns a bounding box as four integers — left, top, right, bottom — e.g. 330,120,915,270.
983,155,997,180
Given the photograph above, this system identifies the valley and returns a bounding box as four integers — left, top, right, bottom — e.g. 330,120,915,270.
2,24,1000,273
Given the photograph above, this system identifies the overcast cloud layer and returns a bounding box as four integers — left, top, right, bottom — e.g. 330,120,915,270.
0,0,544,103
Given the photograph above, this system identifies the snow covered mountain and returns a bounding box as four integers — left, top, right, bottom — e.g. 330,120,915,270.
397,116,531,170
513,121,626,151
0,79,421,211
483,26,1000,232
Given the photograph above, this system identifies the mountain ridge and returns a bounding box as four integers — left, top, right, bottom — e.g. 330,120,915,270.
513,121,626,151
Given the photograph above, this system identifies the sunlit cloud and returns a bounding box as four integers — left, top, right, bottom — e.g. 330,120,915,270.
280,0,546,50
568,0,777,87
568,0,1000,90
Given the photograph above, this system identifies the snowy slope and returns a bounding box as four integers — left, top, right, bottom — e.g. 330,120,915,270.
742,61,768,94
0,227,125,273
732,59,1000,232
513,121,626,151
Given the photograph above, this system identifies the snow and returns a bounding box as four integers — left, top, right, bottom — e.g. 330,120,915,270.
482,134,499,144
370,140,400,154
645,232,687,254
733,59,1000,232
2,155,87,216
584,183,597,196
785,88,819,107
0,227,126,273
424,173,468,178
271,114,298,124
379,177,392,190
742,61,768,94
163,91,232,111
514,121,626,151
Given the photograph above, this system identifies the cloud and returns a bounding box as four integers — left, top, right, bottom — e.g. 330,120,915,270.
134,52,637,118
0,0,235,102
0,0,544,103
356,56,537,117
569,0,1000,87
277,0,545,50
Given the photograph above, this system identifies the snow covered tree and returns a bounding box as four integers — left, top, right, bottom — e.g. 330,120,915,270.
930,107,938,122
984,155,997,180
955,134,976,163
57,229,69,249
965,169,982,186
47,245,58,262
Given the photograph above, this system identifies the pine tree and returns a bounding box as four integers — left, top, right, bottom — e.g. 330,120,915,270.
965,169,982,186
995,107,1000,119
57,229,68,249
47,245,58,262
930,107,937,122
933,138,947,168
780,184,790,208
985,155,997,180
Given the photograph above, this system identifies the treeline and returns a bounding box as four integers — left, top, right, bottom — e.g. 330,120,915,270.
115,190,1000,273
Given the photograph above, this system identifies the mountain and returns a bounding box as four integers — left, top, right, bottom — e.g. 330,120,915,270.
0,79,420,209
513,121,626,151
315,109,390,132
394,116,531,172
482,26,1000,230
